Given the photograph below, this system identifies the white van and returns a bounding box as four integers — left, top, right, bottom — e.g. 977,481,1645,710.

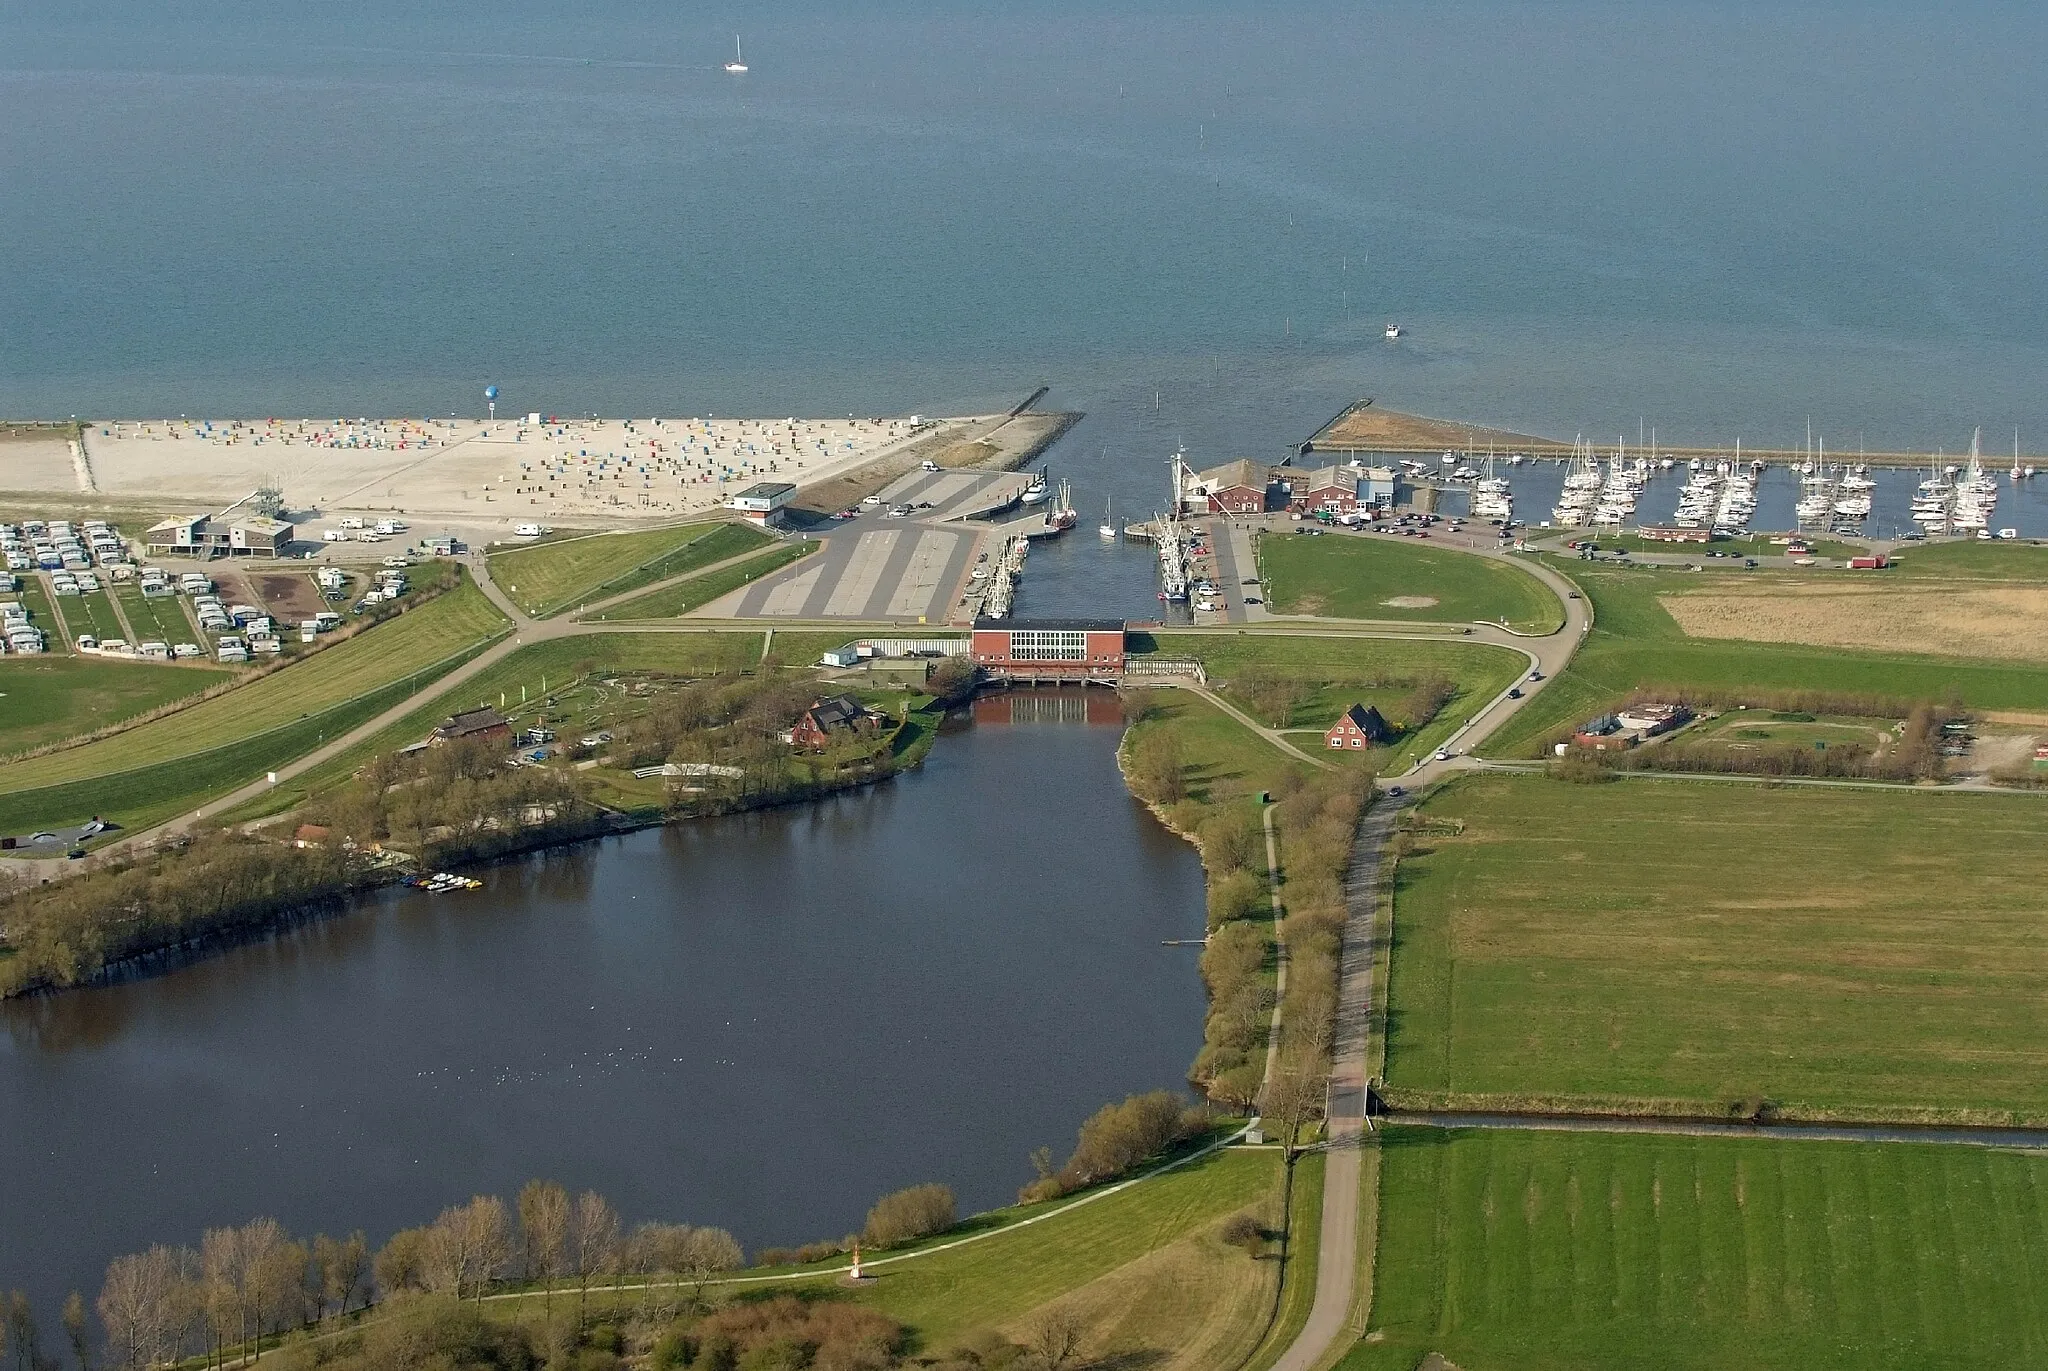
375,519,407,535
337,517,365,530
514,523,544,537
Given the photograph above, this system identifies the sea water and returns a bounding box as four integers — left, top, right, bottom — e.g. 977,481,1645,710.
6,0,2048,611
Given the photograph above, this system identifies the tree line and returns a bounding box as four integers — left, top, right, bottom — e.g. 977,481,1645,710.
44,1180,744,1370
1116,686,1376,1150
0,738,606,999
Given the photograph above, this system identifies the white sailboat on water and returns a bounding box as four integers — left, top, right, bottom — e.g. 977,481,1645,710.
723,35,748,73
1098,497,1117,539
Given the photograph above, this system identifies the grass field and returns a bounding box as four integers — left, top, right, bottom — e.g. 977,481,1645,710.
1243,1154,1326,1371
51,589,123,643
596,541,816,619
1129,689,1312,812
848,1146,1279,1350
486,520,770,617
0,656,230,758
1893,539,2048,580
113,583,196,644
1258,534,1563,632
1480,561,2048,756
0,580,508,834
1347,1128,2048,1371
1383,772,2048,1122
1145,632,1527,772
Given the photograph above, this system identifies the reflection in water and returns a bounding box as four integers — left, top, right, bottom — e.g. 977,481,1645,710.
0,697,1205,1317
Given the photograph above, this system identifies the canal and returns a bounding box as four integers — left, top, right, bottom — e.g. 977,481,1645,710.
0,692,1207,1315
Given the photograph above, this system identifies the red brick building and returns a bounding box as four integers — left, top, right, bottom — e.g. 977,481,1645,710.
970,619,1127,681
1195,459,1288,515
790,694,880,750
1290,466,1363,516
1325,703,1392,750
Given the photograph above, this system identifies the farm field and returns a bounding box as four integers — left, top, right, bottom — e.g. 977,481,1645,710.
1481,561,2048,756
0,656,230,758
1259,532,1563,632
598,540,815,618
1383,773,2048,1122
0,578,507,833
1346,1127,2048,1371
487,519,765,617
1147,632,1526,771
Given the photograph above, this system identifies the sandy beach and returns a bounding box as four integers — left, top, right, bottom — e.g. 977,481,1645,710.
29,414,990,531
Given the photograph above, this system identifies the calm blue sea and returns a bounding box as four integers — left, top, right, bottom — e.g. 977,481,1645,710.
7,0,2048,593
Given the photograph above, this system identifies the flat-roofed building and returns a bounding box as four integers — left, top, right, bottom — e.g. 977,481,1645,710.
144,515,293,558
970,618,1126,681
727,482,796,524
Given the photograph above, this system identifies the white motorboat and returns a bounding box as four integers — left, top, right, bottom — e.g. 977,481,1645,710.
1384,323,1402,339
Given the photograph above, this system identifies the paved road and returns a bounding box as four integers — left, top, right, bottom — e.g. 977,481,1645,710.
1263,534,1586,1371
1266,795,1406,1371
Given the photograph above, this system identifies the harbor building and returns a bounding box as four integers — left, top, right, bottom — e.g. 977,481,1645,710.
1191,460,1292,515
970,618,1127,683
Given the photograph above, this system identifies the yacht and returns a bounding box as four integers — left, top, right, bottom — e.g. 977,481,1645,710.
1020,470,1050,505
723,36,748,73
1383,323,1402,340
1098,498,1117,540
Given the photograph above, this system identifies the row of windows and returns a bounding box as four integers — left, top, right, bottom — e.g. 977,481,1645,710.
1007,630,1088,661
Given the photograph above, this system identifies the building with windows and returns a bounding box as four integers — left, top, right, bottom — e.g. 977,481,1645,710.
726,482,796,524
1192,460,1291,515
789,694,882,750
969,618,1127,681
144,515,293,559
1325,703,1393,749
1292,466,1364,515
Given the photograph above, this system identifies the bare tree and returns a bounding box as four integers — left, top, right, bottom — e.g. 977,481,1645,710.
517,1180,570,1312
199,1225,246,1367
1026,1306,1085,1371
679,1227,743,1304
421,1197,512,1301
4,1290,50,1371
311,1233,368,1320
566,1192,620,1321
98,1247,197,1371
251,1232,308,1349
372,1229,427,1298
60,1292,87,1371
1257,1062,1328,1164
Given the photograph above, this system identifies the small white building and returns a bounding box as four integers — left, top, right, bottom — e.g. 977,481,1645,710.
726,482,796,525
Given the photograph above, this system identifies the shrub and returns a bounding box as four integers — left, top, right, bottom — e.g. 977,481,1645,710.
1218,1211,1265,1254
1206,869,1268,929
863,1183,956,1247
